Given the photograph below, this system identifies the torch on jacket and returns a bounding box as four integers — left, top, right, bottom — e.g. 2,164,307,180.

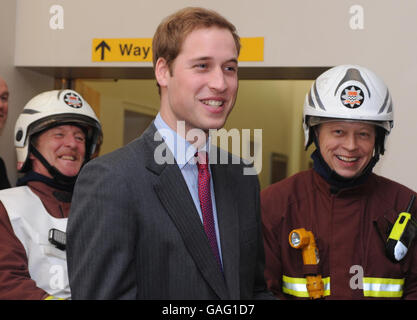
261,169,417,300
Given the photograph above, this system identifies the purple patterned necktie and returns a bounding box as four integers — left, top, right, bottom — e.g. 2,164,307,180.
196,152,222,269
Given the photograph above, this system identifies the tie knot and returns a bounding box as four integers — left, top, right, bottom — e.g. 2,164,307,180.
196,151,209,169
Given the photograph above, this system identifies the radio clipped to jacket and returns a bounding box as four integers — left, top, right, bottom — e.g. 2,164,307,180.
48,228,66,251
386,195,417,262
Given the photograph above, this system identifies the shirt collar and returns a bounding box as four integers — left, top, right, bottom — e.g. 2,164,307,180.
154,113,210,168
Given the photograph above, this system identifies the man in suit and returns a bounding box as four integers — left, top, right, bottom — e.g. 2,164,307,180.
66,7,273,299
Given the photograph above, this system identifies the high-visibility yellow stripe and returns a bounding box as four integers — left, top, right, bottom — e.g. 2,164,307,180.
44,295,65,300
363,290,403,298
282,275,307,284
363,277,404,298
363,277,404,285
282,275,331,298
283,275,404,298
282,286,310,298
282,276,310,297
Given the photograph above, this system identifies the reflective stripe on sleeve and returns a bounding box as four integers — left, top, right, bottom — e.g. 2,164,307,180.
362,277,404,298
282,275,330,298
44,295,65,300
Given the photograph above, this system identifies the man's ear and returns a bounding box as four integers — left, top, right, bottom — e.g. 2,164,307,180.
154,57,170,88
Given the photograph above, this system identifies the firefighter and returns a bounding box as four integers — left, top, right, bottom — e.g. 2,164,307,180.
261,64,417,299
0,89,101,299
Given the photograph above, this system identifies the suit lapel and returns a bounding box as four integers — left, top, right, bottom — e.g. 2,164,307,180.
143,125,229,299
211,159,240,299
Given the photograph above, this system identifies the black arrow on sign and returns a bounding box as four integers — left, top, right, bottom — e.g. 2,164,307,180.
95,40,111,60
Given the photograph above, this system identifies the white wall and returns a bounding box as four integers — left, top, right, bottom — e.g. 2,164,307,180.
0,0,54,186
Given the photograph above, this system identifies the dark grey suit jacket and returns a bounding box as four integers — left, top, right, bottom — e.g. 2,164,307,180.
67,123,272,299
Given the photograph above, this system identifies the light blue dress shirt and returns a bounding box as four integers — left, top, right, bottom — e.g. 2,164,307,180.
153,113,223,265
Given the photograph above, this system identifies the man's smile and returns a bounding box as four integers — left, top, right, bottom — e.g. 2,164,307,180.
336,155,359,163
200,99,224,107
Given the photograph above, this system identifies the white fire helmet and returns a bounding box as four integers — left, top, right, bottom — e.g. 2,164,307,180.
303,65,394,152
15,89,102,172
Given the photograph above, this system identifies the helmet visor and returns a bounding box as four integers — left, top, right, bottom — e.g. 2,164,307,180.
28,113,101,140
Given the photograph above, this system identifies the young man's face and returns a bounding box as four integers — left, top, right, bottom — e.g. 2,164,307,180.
157,26,239,137
30,125,86,178
0,78,9,131
316,121,376,179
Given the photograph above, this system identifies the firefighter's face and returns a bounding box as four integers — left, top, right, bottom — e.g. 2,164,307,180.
30,125,86,177
316,121,376,179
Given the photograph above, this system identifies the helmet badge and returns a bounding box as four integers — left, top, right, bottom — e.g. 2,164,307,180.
341,85,364,109
63,92,83,108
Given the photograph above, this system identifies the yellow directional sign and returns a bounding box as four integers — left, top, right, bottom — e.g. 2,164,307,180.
92,37,263,62
239,37,264,62
92,38,152,62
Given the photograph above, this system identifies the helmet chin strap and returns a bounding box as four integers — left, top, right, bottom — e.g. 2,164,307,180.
30,143,81,188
